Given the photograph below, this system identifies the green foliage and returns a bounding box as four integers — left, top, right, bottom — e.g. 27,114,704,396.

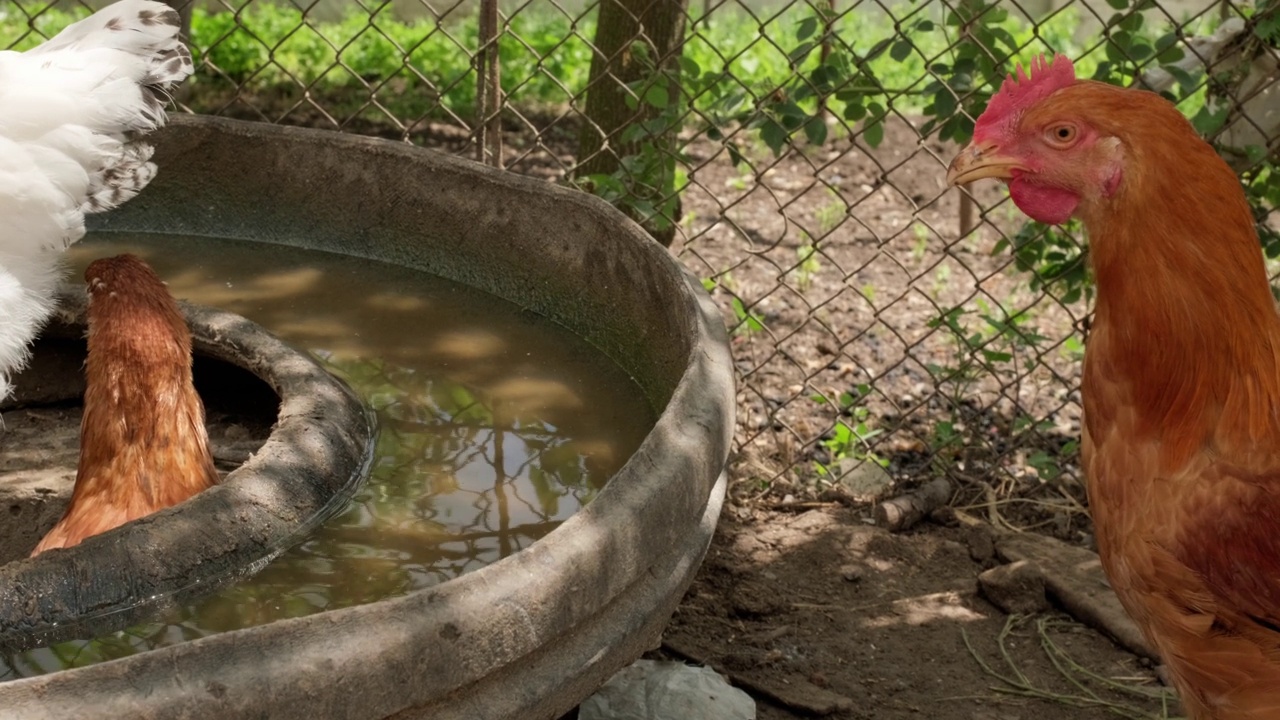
926,303,1047,399
810,385,888,474
790,240,823,291
0,4,593,122
729,295,766,336
925,301,1069,482
994,221,1092,304
920,0,1021,144
575,41,688,236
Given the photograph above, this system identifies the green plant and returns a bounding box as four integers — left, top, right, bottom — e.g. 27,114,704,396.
994,220,1092,304
910,222,931,261
814,191,847,236
790,239,822,291
810,386,888,474
0,5,595,124
574,41,689,236
928,302,1047,402
729,295,766,336
925,301,1059,479
930,262,953,299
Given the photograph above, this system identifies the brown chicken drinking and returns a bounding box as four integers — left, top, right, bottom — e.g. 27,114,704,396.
32,254,218,555
948,54,1280,719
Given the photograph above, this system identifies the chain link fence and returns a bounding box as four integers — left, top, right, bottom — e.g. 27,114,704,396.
6,0,1279,537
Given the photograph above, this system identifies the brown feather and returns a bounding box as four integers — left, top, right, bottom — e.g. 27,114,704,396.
1072,88,1280,719
32,254,218,555
966,76,1280,718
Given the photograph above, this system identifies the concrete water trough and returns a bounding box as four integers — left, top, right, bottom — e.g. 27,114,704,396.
0,115,735,720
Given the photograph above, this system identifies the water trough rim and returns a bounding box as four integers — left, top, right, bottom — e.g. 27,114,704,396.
0,115,735,720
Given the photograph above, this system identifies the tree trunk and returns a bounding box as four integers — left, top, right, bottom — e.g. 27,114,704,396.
577,0,689,247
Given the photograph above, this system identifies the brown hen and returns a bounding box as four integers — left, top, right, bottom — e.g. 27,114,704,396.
32,254,218,555
948,54,1280,719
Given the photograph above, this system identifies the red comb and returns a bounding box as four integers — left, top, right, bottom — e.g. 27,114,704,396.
973,54,1076,141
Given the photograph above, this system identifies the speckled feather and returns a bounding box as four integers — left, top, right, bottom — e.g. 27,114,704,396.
0,0,192,401
32,254,217,555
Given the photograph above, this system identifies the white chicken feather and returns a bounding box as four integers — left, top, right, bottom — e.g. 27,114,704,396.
0,0,191,400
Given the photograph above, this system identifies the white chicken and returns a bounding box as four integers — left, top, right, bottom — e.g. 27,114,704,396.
0,0,192,400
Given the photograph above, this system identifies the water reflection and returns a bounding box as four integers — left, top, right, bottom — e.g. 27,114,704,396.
0,235,653,680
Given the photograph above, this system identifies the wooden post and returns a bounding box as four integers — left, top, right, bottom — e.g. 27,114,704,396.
474,0,503,167
959,191,975,238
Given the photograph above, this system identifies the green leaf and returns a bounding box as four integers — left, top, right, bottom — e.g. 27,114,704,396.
863,102,886,147
1104,40,1125,64
1119,12,1144,33
779,101,808,121
865,37,894,61
1256,12,1280,42
981,349,1013,363
759,119,787,156
796,16,819,41
1105,0,1128,9
890,39,912,62
789,41,816,65
932,89,957,119
1127,43,1153,61
1191,105,1229,135
726,141,746,168
864,119,884,147
642,84,669,109
803,115,828,146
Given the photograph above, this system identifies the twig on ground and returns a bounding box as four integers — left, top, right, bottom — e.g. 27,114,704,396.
875,476,952,531
765,500,843,511
962,615,1175,719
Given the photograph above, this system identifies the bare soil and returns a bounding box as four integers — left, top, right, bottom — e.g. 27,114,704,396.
653,508,1171,720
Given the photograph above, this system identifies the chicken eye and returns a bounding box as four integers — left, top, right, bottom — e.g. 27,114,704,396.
1047,124,1078,147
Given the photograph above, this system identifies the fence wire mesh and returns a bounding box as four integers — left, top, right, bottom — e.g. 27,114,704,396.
7,0,1279,536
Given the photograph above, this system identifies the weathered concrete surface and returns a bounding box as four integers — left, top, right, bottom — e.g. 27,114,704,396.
0,115,734,720
0,288,377,651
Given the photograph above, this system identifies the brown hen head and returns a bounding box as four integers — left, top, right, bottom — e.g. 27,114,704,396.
32,254,218,555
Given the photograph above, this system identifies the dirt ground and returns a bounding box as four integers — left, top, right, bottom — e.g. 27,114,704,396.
649,508,1172,720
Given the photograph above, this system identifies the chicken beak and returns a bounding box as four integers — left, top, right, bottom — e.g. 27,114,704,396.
946,142,1027,187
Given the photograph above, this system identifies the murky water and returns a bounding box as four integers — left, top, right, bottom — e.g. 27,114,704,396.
0,233,655,680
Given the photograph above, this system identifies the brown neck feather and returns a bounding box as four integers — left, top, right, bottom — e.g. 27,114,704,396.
1084,131,1280,469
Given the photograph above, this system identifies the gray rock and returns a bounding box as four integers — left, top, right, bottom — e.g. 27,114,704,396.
579,660,755,720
